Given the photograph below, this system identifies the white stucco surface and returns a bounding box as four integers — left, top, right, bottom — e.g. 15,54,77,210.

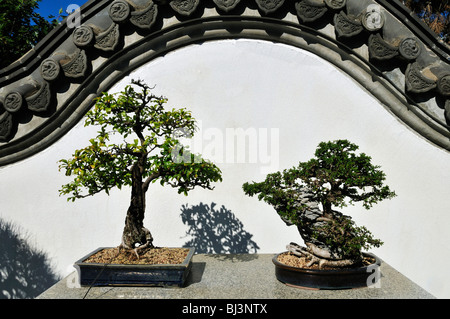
1,39,450,298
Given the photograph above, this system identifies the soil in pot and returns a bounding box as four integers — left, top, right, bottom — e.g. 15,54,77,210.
277,252,376,270
83,247,190,265
75,247,194,287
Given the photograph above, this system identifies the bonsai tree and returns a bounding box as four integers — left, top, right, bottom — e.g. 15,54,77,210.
58,79,222,256
242,139,396,268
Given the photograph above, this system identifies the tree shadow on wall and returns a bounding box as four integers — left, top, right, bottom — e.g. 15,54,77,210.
0,219,60,299
180,202,260,254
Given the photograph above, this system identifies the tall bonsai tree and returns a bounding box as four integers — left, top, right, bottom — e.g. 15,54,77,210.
59,80,222,255
243,139,396,268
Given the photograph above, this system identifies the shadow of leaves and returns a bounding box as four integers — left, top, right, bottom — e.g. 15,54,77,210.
0,219,60,299
180,202,260,254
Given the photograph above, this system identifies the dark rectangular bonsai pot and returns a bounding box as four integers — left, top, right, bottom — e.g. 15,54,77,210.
74,247,195,287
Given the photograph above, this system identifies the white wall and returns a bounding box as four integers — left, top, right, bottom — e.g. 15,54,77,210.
1,39,450,298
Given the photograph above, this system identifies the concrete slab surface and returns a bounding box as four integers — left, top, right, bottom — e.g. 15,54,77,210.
37,254,435,300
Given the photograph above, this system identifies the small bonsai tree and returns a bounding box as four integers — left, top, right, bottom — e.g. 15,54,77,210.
58,79,222,256
242,139,396,268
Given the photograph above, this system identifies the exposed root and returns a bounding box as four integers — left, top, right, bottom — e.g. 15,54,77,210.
133,240,153,259
286,242,357,269
119,227,154,259
117,241,154,260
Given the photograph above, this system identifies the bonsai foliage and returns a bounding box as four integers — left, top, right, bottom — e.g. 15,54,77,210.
59,80,222,254
243,140,396,267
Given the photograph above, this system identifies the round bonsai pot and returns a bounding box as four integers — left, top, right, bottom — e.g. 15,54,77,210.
272,252,381,290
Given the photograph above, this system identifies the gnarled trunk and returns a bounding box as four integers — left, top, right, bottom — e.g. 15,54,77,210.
286,188,362,268
121,162,153,251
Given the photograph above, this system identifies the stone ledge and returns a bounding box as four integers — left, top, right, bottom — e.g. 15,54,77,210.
37,254,435,299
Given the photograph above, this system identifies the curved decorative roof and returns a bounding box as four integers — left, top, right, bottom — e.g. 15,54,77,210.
1,0,450,165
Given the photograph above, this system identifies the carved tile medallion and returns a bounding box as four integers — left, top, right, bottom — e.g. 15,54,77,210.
368,33,398,60
40,58,61,82
61,49,88,79
405,62,437,93
170,0,200,16
73,25,94,47
109,0,131,23
295,0,328,23
130,2,158,29
325,0,346,10
255,0,285,14
398,38,421,61
362,4,384,32
333,11,363,37
94,23,120,51
4,92,23,113
26,82,51,112
213,0,241,12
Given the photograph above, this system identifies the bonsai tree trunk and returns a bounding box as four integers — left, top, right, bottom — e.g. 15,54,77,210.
121,161,153,254
286,188,362,268
296,216,359,265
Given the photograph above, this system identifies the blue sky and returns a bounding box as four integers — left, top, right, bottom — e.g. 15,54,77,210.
36,0,88,19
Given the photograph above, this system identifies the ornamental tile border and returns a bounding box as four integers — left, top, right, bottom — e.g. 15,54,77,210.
0,0,450,164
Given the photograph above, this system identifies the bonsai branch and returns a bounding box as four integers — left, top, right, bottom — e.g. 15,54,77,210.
142,171,161,193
